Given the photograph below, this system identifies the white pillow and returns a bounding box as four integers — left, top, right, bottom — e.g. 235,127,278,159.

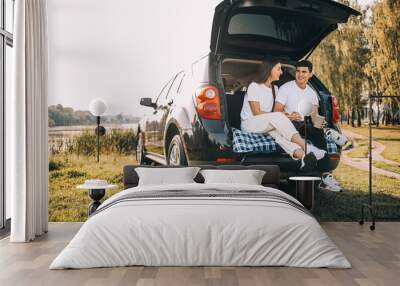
135,167,200,186
200,169,266,185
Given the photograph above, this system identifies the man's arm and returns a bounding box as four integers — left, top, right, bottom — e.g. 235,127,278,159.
310,89,322,124
311,105,319,117
275,87,302,121
311,105,325,128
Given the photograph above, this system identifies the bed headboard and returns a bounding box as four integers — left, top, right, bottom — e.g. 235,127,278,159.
123,165,280,189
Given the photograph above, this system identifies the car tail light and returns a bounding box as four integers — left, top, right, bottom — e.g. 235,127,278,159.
331,95,340,124
216,157,235,164
195,85,221,120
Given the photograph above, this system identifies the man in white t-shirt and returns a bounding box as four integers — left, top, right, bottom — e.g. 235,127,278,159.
274,60,325,148
274,61,320,123
274,60,344,192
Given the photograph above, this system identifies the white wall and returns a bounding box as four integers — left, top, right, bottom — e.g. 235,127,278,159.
47,0,220,117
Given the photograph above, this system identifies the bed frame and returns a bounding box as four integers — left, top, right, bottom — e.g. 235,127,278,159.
123,165,280,189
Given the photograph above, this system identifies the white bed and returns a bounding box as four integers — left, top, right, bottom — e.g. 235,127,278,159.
50,183,350,269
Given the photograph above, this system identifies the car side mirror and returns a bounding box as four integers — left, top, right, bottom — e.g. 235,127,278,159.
140,97,156,109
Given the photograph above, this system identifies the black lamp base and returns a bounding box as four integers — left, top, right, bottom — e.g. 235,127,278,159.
95,126,106,136
87,189,105,216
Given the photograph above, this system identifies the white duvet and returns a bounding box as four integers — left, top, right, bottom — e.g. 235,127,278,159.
50,183,350,269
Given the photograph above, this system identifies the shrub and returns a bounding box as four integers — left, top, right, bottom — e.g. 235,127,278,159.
49,159,64,171
74,131,96,156
50,171,64,179
51,129,138,156
66,170,87,178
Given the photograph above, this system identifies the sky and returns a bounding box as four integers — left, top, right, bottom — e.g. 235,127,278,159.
359,0,376,6
47,0,376,117
48,0,221,117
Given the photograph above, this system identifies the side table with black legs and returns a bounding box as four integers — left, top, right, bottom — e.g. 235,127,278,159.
77,180,117,216
289,177,321,210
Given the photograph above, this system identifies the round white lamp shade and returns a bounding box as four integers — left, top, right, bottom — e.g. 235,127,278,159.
89,99,107,116
297,99,313,117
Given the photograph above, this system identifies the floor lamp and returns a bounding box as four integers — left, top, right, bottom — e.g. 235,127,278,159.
89,99,107,162
359,95,400,230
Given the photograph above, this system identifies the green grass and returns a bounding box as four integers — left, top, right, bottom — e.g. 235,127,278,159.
342,124,400,140
342,125,400,163
346,139,368,158
308,125,400,220
373,161,400,174
49,153,137,222
311,163,400,221
381,141,400,164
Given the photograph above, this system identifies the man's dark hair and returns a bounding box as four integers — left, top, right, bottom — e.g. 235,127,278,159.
296,60,313,72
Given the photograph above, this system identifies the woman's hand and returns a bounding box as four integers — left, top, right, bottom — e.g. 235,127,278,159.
286,112,302,121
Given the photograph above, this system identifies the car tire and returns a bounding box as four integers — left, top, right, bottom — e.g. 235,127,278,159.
136,132,151,165
167,135,187,166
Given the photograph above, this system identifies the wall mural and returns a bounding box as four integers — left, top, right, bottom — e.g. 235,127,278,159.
48,0,400,223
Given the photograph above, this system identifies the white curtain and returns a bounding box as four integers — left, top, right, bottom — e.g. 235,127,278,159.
10,0,49,242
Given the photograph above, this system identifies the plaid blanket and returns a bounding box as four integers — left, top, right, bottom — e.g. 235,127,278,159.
232,128,338,154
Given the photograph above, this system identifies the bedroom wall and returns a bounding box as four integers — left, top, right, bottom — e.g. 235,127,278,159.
47,0,220,116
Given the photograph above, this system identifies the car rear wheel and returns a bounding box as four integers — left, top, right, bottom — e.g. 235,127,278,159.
136,132,151,165
167,135,187,166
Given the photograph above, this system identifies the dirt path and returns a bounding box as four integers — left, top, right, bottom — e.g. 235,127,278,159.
341,130,400,179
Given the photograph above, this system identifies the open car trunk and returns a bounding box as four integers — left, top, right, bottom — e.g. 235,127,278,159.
211,0,360,59
209,0,359,173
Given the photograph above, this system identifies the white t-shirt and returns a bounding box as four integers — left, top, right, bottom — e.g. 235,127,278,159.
240,82,277,121
276,80,319,119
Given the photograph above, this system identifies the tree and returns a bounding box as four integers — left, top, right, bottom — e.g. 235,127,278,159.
48,105,140,127
311,0,369,127
365,0,400,125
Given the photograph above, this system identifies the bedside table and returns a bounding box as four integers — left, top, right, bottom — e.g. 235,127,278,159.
289,176,321,210
77,180,117,216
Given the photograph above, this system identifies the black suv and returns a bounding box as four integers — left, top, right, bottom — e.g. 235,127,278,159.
137,0,359,176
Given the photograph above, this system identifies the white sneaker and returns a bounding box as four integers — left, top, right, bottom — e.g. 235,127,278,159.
320,174,344,192
307,144,326,160
326,174,340,185
324,128,348,146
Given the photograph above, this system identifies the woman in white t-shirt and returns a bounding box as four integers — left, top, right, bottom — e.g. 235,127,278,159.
240,56,317,171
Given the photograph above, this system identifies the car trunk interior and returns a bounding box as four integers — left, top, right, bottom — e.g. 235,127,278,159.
220,58,299,130
219,57,339,171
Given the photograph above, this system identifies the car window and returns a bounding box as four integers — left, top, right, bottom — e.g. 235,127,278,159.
167,72,185,100
228,13,327,46
155,77,174,104
177,74,185,94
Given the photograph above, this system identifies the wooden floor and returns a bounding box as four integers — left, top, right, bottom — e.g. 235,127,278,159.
0,222,399,286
